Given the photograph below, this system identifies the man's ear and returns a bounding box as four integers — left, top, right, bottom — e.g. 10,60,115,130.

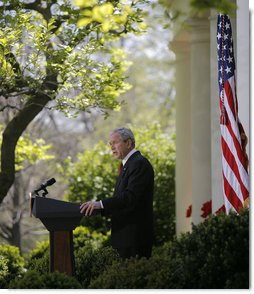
127,138,133,148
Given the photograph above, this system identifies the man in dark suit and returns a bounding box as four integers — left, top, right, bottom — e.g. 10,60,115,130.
80,127,154,259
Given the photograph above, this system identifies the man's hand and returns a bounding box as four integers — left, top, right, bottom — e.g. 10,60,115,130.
80,201,101,216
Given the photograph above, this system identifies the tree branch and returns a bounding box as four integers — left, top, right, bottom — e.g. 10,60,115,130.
0,0,60,24
0,104,21,112
0,224,12,240
0,93,51,203
0,88,34,99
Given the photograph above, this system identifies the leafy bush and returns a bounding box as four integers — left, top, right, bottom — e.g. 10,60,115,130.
26,241,49,260
63,123,176,244
0,244,25,288
25,226,110,278
165,208,249,289
26,251,50,274
9,270,82,289
89,254,170,289
25,241,50,273
7,210,248,289
75,244,120,288
0,257,8,288
73,226,109,251
88,209,249,289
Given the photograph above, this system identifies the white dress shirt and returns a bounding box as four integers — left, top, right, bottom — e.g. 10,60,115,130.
122,148,137,166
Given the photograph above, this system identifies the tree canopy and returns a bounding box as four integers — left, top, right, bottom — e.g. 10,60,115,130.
0,0,148,203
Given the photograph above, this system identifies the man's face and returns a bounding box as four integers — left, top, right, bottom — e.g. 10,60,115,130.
109,132,132,160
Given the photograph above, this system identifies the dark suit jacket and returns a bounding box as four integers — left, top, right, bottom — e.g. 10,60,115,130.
101,151,154,250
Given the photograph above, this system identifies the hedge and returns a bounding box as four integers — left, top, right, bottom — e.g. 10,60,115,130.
1,208,249,289
9,270,82,289
88,209,249,289
0,244,25,288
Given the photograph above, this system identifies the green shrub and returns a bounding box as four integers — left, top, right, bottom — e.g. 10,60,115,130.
165,208,249,289
25,241,50,273
0,244,25,288
9,270,82,289
25,226,109,275
26,241,49,260
0,257,8,288
89,254,170,289
73,226,109,251
63,123,176,244
88,209,249,289
75,244,120,288
26,251,50,274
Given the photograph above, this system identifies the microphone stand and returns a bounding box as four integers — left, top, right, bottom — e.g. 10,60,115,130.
34,187,49,197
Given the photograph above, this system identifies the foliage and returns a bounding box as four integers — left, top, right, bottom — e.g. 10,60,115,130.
24,232,118,288
25,226,108,275
5,210,249,288
9,270,82,289
89,254,169,289
164,208,249,289
62,123,176,244
160,0,236,19
26,240,49,261
0,244,25,288
74,0,148,34
0,0,149,203
25,241,50,274
190,0,236,15
73,225,109,251
26,251,50,275
88,209,249,289
0,126,54,172
63,141,117,203
0,0,148,117
75,244,120,288
12,243,118,289
0,257,8,288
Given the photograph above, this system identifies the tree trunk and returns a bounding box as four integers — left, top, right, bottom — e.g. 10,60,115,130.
10,174,22,252
0,93,51,203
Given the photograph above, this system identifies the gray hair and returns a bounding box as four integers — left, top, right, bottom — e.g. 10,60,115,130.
111,127,135,147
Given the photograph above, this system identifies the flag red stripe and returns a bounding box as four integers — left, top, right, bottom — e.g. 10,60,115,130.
223,173,243,211
221,137,249,200
222,110,248,171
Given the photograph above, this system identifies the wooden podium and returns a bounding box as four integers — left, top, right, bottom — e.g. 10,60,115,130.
30,195,82,276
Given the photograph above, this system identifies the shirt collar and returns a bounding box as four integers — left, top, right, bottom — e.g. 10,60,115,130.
122,148,137,166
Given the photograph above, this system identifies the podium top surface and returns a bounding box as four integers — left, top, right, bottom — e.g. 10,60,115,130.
31,196,83,231
32,196,82,219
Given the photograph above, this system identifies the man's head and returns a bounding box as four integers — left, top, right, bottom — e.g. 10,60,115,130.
109,128,135,160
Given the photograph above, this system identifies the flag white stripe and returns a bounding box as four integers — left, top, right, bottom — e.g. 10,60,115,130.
228,75,238,116
222,82,241,144
221,125,249,190
221,153,244,204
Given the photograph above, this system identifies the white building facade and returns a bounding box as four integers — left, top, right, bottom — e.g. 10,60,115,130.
171,0,249,234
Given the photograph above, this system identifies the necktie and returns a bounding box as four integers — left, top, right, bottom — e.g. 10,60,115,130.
118,162,123,176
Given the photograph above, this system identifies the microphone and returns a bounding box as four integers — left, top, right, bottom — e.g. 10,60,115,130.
34,178,56,197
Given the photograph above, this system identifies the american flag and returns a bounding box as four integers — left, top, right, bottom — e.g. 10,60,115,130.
217,14,249,214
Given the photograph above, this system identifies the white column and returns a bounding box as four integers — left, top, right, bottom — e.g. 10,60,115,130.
172,31,192,234
236,0,249,156
173,15,212,233
189,17,212,225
